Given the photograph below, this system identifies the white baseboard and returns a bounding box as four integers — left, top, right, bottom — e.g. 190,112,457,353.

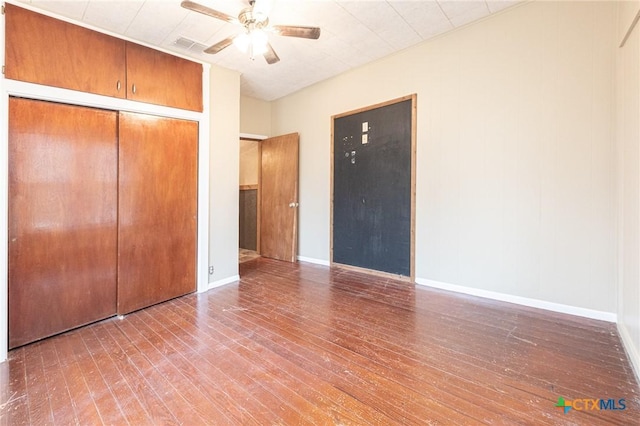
416,278,617,323
207,275,240,290
617,322,640,384
297,256,330,266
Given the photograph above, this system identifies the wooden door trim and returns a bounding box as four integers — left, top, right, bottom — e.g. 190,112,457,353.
257,141,262,255
330,94,417,281
332,262,415,282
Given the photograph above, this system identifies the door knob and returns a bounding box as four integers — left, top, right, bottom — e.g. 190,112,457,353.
289,202,299,208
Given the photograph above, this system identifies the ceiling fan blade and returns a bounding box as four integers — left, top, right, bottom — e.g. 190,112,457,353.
204,36,236,54
272,25,321,40
263,42,280,65
181,1,237,24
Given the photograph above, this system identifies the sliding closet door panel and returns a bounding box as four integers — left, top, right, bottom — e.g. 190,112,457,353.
118,113,198,314
9,98,118,348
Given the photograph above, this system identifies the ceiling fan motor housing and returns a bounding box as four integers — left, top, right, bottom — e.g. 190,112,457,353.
238,0,269,31
240,2,269,30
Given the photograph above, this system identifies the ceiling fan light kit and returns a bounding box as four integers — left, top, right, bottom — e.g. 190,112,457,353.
233,30,269,59
181,0,321,64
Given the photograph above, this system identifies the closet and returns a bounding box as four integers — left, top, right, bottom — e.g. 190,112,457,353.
6,4,201,348
8,99,198,349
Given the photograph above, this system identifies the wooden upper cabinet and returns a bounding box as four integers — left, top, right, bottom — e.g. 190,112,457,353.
126,43,203,112
4,4,203,112
4,3,126,99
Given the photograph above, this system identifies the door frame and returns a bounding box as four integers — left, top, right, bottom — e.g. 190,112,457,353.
0,72,212,362
330,94,417,281
259,133,300,262
239,136,265,254
238,133,300,264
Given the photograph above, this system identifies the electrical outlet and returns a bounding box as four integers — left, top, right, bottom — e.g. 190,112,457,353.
209,266,214,275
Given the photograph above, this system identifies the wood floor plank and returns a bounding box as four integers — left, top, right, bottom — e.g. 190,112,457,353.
264,272,600,404
100,321,182,425
1,349,29,425
125,308,263,425
114,317,233,425
0,360,9,426
81,324,149,425
68,331,126,424
146,302,318,424
2,257,638,425
197,292,479,424
247,262,637,397
23,343,53,425
38,336,80,424
165,298,381,425
138,305,325,426
143,312,281,425
52,332,105,425
212,279,548,422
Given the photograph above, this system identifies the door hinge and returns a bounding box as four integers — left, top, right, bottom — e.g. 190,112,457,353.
2,5,5,15
2,66,4,75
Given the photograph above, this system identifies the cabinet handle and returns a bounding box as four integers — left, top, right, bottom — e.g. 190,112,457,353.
132,84,137,95
116,80,121,92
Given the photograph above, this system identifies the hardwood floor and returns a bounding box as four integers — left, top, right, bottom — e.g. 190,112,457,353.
239,249,261,263
1,258,638,425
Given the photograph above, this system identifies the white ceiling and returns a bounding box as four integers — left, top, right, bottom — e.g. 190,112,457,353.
16,0,523,101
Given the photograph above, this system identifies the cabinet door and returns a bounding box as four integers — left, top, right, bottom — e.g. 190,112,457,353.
118,113,198,314
9,98,118,348
4,4,126,98
126,42,203,112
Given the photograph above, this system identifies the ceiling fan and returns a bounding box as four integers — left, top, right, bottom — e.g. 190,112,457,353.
181,0,321,64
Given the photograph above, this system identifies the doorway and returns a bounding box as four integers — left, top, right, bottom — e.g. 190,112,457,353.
238,133,300,265
239,138,260,262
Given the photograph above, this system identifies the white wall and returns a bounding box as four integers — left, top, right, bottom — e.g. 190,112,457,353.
239,139,259,186
272,1,618,315
240,95,272,136
209,67,241,286
616,1,640,380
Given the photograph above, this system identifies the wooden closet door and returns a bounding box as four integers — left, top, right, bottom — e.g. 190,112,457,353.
9,98,118,348
118,113,198,314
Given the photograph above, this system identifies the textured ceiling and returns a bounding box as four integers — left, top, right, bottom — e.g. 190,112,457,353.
16,0,523,101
